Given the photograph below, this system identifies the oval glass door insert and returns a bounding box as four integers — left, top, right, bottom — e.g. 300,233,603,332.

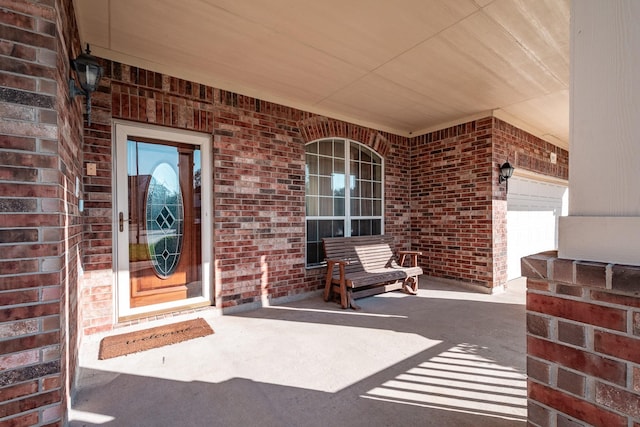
145,162,184,278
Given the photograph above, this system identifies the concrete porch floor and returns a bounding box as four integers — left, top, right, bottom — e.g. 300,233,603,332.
70,277,528,427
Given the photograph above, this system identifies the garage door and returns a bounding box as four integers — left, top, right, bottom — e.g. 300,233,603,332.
507,176,568,280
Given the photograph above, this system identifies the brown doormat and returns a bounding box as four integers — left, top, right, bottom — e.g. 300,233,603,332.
98,318,214,360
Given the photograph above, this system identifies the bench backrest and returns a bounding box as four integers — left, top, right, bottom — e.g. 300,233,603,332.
323,235,398,273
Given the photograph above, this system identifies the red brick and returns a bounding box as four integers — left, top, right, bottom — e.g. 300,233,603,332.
0,319,38,337
528,336,626,385
0,290,39,306
41,375,60,391
0,350,39,370
552,259,574,283
0,72,37,92
556,284,583,298
594,330,640,364
527,313,550,338
0,103,35,122
557,321,585,347
0,134,36,151
595,382,640,418
0,259,39,275
0,303,60,322
575,261,607,288
527,293,626,332
0,213,59,228
0,389,60,418
0,152,57,169
0,381,38,401
0,273,60,291
41,316,59,332
42,403,61,423
590,290,640,309
0,412,39,427
611,264,640,293
528,400,550,427
0,182,58,197
557,368,586,397
528,382,626,427
557,414,585,427
0,331,59,355
527,356,550,383
527,279,550,292
0,1,56,20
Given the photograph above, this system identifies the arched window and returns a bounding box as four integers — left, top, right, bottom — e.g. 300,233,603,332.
305,138,384,267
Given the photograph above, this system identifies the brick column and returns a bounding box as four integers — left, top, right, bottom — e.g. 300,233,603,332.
0,0,84,425
523,252,640,426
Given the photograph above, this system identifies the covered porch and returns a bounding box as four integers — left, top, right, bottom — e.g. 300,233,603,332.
70,277,528,427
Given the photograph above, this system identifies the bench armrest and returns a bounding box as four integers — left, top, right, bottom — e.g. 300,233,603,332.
325,258,353,266
398,250,422,267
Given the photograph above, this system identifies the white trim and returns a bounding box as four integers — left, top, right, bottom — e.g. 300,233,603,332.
304,138,385,267
112,120,213,320
512,168,568,187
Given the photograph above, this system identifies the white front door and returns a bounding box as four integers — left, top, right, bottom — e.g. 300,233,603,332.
114,121,213,320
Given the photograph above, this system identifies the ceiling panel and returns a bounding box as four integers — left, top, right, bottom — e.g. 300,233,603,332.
319,74,462,130
73,0,570,148
500,89,570,149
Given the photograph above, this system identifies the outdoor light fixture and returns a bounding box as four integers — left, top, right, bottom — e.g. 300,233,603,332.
499,161,515,190
69,44,103,126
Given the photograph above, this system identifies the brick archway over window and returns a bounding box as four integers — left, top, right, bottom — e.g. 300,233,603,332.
297,116,393,157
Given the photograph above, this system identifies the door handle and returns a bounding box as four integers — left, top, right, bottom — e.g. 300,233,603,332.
119,212,128,232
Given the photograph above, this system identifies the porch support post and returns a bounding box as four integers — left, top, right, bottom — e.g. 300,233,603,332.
558,0,640,265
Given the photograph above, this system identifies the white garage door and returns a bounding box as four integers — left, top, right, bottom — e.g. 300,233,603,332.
507,176,568,280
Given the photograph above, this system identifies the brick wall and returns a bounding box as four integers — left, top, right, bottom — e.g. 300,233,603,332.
411,117,568,289
493,118,568,182
79,59,414,330
523,252,640,426
411,118,495,287
0,0,84,425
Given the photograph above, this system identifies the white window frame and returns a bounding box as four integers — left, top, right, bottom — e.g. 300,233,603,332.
305,138,385,267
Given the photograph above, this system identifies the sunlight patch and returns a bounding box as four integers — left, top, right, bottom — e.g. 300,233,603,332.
362,343,527,422
69,409,115,424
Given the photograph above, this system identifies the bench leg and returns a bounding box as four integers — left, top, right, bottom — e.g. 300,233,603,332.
348,293,361,310
402,277,418,295
339,280,348,309
323,275,333,302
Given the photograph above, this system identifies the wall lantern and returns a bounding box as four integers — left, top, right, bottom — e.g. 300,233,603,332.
69,44,103,126
499,161,515,191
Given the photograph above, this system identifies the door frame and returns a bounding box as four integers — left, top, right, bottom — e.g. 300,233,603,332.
112,120,213,320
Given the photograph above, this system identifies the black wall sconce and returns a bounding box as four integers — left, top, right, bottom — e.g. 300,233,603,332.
499,161,515,191
69,44,103,126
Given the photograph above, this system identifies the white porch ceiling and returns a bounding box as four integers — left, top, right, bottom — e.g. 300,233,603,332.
73,0,570,149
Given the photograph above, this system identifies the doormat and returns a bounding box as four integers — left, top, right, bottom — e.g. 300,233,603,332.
98,318,214,360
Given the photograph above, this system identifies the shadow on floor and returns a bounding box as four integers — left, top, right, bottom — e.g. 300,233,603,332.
71,278,527,427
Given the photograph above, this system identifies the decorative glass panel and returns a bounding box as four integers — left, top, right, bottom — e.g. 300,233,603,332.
145,163,184,278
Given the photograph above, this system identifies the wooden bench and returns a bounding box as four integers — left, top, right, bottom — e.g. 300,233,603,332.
322,235,423,309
